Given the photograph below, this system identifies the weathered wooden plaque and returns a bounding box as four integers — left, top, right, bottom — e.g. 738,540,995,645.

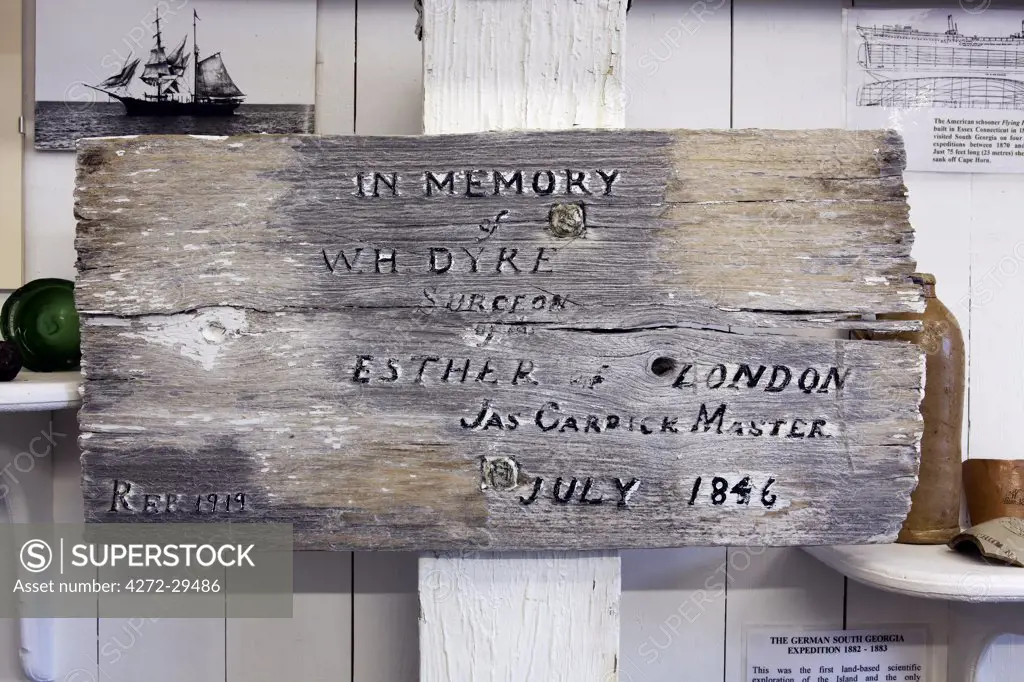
75,130,924,550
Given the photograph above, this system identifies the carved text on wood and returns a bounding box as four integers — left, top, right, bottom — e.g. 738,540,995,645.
75,130,923,550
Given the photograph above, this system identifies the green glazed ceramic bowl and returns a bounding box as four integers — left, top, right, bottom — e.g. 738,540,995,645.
1,278,80,372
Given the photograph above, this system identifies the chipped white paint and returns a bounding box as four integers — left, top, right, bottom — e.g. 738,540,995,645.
112,307,248,371
90,135,141,141
422,0,626,132
419,2,626,681
419,552,621,682
90,317,132,327
88,424,146,433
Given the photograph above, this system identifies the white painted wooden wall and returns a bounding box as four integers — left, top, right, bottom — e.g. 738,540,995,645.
3,0,1024,679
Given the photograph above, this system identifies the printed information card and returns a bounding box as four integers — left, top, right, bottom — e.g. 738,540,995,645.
845,8,1024,173
746,627,928,682
902,111,1024,173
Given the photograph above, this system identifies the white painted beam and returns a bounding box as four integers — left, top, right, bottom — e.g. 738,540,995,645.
418,1,626,680
419,552,620,681
422,0,626,133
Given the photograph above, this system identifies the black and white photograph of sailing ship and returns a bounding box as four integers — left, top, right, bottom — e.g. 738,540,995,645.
35,0,317,150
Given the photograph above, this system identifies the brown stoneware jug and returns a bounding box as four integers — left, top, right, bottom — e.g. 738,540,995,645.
963,459,1024,525
860,273,966,543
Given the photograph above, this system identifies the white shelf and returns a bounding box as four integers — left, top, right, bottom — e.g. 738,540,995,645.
0,370,82,412
804,544,1024,603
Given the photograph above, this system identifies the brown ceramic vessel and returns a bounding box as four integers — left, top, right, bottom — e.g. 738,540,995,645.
963,459,1024,526
861,274,965,543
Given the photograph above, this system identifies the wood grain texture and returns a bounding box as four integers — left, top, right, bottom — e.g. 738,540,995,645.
74,129,924,550
422,0,625,131
78,308,921,547
227,552,353,682
75,131,920,329
420,7,624,682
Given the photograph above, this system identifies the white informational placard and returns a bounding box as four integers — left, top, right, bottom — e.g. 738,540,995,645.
746,627,928,682
846,8,1024,173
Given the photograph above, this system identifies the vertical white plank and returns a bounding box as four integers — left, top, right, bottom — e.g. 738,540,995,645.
51,409,100,682
725,548,844,680
844,580,949,682
0,605,21,679
422,0,625,131
23,151,76,281
975,634,1024,682
420,552,620,682
619,549,728,682
315,0,356,135
418,2,624,681
903,171,973,462
51,411,82,525
0,413,54,527
96,615,223,682
227,553,352,682
948,602,1024,682
354,552,419,682
902,173,973,333
19,10,123,679
733,0,845,129
624,0,731,129
22,0,76,283
355,0,422,135
966,175,1024,461
728,5,847,679
0,621,19,682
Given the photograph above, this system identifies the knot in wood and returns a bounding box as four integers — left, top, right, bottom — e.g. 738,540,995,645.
650,356,677,377
548,202,586,238
481,456,520,491
201,321,228,344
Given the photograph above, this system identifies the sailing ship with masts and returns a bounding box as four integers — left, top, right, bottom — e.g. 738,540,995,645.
89,8,244,116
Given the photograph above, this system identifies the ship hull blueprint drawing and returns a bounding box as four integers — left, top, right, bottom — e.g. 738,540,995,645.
847,8,1024,173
